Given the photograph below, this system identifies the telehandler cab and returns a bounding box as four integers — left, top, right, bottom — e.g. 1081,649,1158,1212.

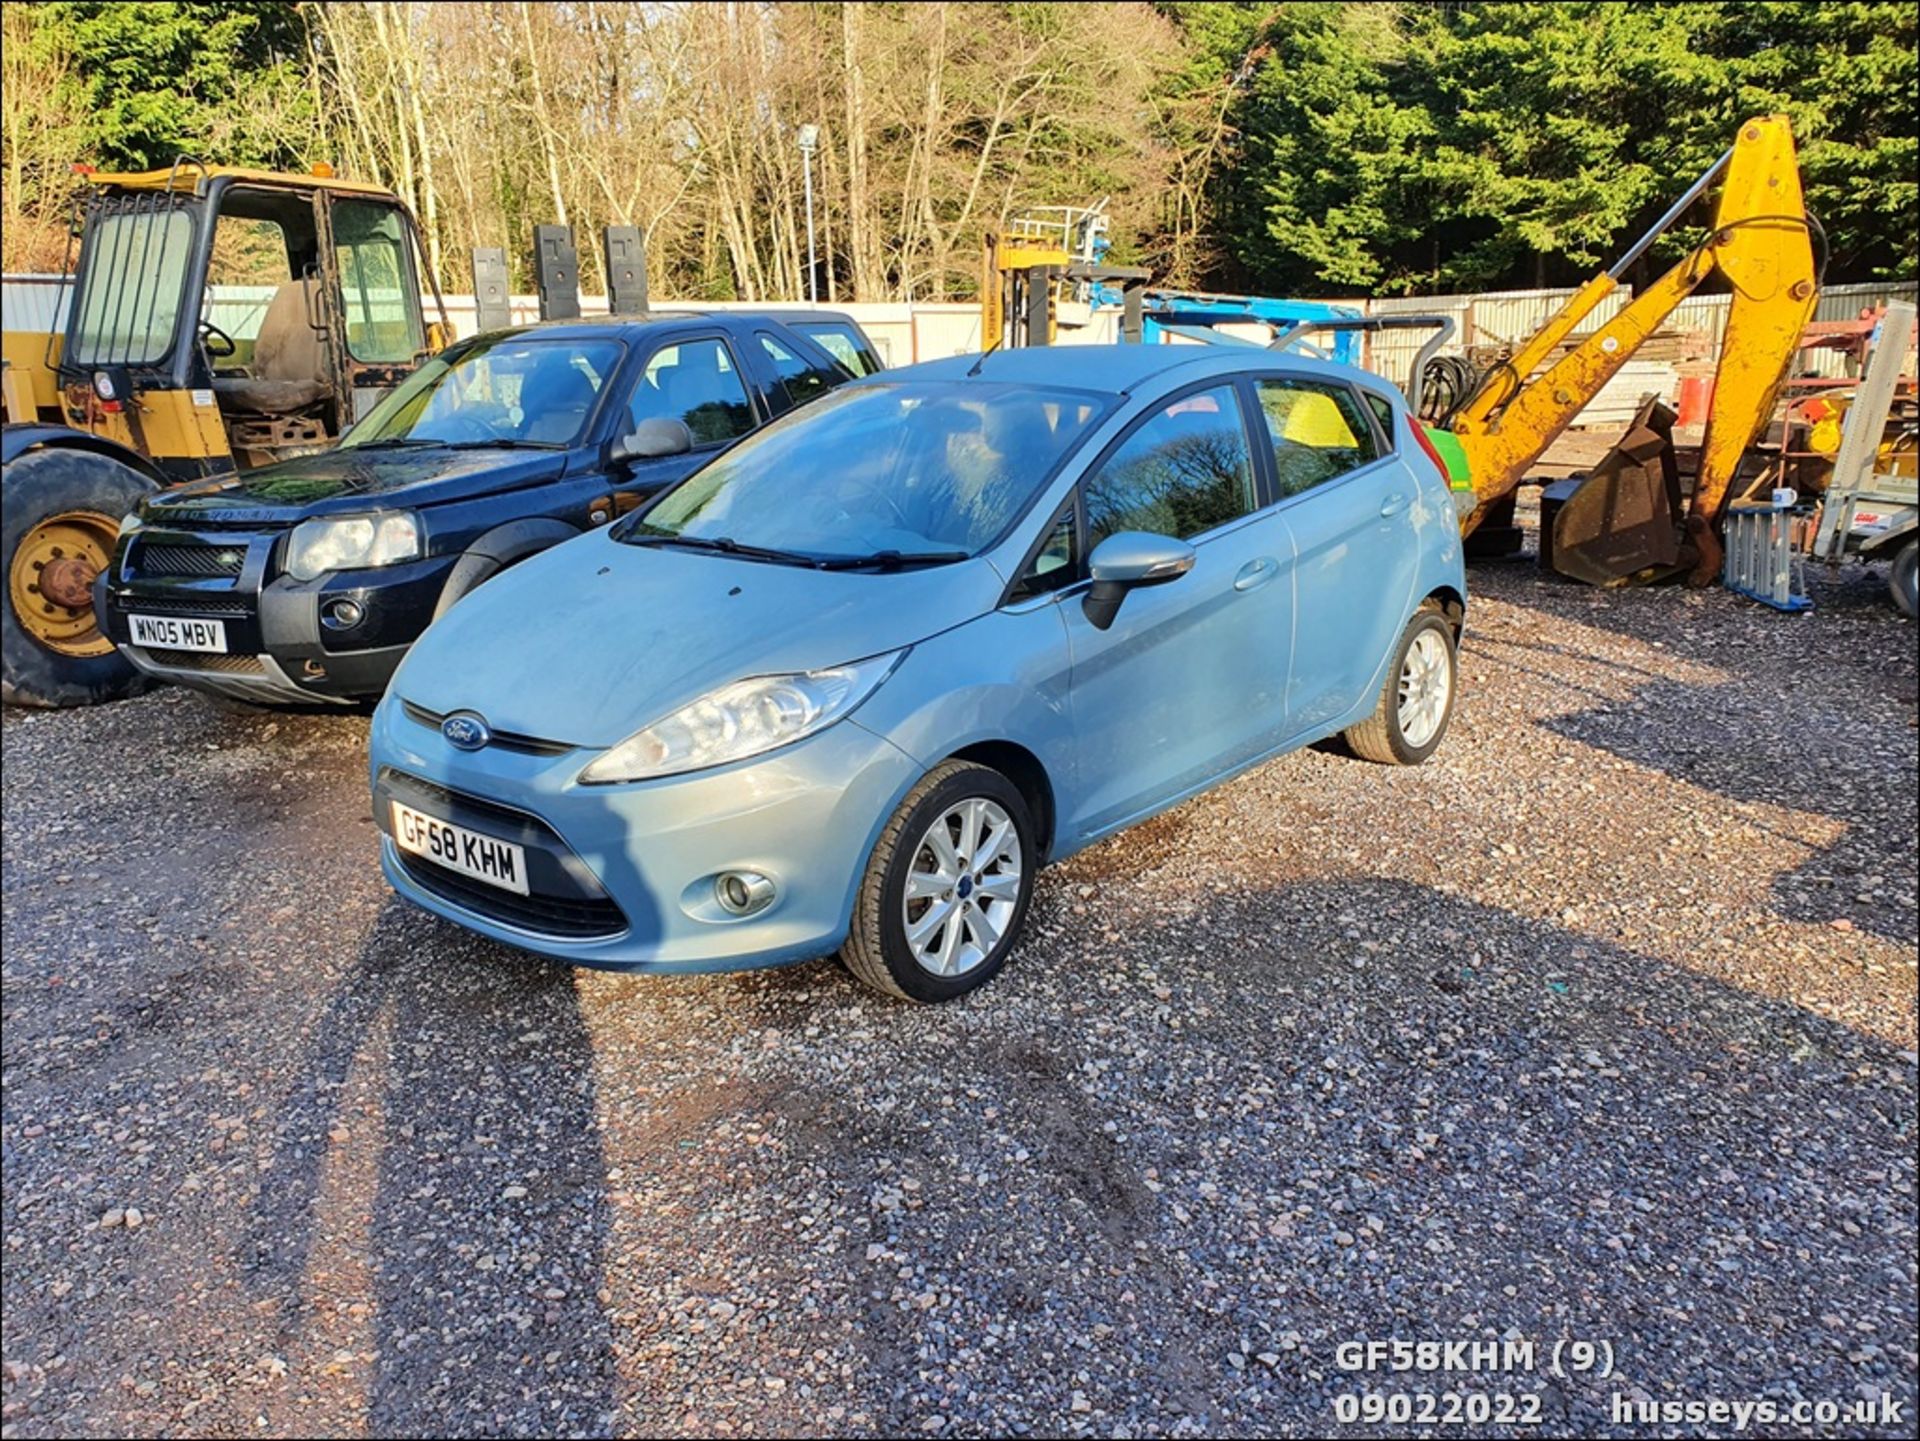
1,161,446,707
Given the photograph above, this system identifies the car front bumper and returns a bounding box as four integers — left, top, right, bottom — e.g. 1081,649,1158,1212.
97,526,455,706
368,694,923,972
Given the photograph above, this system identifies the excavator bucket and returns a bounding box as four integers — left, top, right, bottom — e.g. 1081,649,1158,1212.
1540,399,1685,586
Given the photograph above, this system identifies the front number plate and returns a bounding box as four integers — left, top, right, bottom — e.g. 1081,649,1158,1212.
129,614,228,653
391,801,530,896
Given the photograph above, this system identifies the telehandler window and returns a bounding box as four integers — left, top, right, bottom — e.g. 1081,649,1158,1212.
68,208,194,368
332,199,424,365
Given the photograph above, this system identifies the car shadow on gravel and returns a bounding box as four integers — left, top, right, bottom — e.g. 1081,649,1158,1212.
245,902,616,1436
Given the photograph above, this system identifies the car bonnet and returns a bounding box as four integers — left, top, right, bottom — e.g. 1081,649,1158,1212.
148,447,569,525
388,529,1007,751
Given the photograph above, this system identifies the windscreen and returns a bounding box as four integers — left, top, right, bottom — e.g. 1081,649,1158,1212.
343,336,623,448
66,207,196,367
627,381,1106,560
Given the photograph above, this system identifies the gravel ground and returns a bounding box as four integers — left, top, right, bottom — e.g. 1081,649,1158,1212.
3,554,1915,1439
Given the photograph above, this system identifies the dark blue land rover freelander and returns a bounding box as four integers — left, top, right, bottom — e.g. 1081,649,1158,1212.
96,309,881,706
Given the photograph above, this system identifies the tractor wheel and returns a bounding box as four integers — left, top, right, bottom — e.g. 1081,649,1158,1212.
2,447,155,708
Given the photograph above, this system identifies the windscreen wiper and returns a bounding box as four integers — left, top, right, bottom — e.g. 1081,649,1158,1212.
813,549,971,571
439,438,562,450
627,533,827,567
345,437,439,451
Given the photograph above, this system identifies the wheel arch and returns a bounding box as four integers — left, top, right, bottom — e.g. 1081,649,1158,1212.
1856,514,1917,557
945,738,1057,861
433,516,581,620
2,424,168,487
1423,583,1467,635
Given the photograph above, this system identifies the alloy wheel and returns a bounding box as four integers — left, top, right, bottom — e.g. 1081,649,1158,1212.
900,797,1023,977
1397,628,1452,748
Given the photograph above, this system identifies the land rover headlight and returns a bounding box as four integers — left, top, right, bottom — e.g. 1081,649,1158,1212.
284,512,421,581
579,651,904,784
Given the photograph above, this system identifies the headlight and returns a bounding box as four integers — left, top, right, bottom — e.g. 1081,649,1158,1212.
284,513,421,581
579,651,904,784
117,510,143,538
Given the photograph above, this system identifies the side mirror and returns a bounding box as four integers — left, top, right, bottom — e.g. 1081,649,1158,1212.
611,416,693,464
1082,531,1196,630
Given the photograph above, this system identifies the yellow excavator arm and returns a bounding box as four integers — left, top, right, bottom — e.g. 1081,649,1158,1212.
1450,117,1818,582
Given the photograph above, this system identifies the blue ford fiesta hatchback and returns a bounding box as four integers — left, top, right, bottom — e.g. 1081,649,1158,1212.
367,345,1467,1001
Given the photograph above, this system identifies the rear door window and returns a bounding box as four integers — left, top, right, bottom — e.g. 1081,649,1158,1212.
1083,384,1257,545
633,336,756,445
757,331,843,409
1359,388,1398,448
1253,378,1380,500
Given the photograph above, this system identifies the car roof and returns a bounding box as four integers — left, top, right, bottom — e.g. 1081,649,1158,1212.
888,343,1400,400
460,309,862,347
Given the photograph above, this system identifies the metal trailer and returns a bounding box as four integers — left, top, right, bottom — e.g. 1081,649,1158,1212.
1724,300,1918,614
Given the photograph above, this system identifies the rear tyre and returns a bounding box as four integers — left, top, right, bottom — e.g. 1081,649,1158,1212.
1888,537,1917,618
841,761,1036,1003
2,447,155,709
1343,603,1457,766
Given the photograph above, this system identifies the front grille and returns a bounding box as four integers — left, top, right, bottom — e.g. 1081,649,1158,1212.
112,593,252,618
400,700,578,757
132,647,265,675
398,853,629,940
386,770,545,832
136,542,247,578
380,768,628,941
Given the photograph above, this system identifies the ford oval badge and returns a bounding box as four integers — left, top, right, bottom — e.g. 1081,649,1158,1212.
441,711,491,751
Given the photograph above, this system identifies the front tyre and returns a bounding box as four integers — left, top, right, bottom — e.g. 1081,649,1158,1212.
2,447,155,708
1343,603,1458,766
841,760,1036,1002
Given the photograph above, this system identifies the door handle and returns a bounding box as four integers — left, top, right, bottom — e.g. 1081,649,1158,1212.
1233,557,1278,592
1379,492,1410,517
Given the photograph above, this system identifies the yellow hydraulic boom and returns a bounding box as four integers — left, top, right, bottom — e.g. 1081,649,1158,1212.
1449,116,1818,583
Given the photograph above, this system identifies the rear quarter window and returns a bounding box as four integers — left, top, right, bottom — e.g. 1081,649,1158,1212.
1360,389,1399,448
795,322,882,377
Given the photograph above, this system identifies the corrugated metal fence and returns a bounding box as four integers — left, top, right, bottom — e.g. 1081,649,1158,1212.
6,272,1913,424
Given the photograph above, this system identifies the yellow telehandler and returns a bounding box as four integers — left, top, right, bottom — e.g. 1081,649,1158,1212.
2,161,445,707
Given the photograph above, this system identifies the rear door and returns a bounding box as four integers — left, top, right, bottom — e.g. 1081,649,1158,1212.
1251,373,1418,736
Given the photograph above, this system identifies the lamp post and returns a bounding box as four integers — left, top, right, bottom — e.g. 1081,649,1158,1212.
797,123,819,302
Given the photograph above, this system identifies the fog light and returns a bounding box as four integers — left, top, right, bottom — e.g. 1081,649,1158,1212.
714,871,775,916
322,598,364,629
